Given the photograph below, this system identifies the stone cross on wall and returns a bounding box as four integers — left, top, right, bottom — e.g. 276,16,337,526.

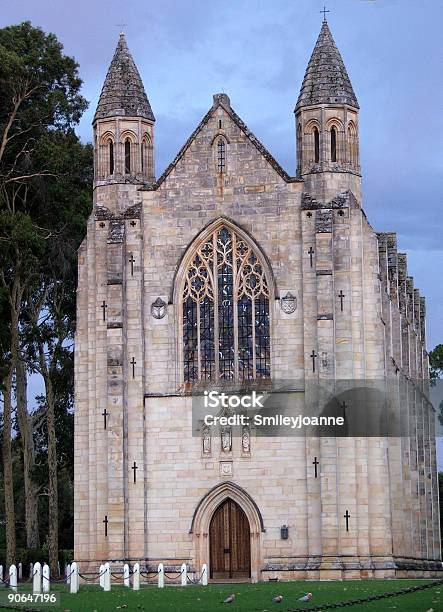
313,456,319,478
310,350,318,373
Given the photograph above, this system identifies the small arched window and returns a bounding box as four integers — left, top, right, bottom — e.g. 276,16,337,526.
217,138,226,173
330,126,337,162
124,138,131,174
141,134,152,176
109,140,114,175
313,127,320,163
296,124,302,175
347,126,353,166
347,122,357,167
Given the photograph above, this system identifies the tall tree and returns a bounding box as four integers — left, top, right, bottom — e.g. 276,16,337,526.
24,131,92,574
430,344,443,383
0,210,45,550
0,280,15,565
0,22,88,562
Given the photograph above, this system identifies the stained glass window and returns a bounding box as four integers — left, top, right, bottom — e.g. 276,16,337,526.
183,226,270,382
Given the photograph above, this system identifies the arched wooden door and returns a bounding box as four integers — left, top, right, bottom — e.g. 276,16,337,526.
209,498,251,579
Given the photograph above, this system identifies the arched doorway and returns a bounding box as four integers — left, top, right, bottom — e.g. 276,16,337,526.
209,498,251,579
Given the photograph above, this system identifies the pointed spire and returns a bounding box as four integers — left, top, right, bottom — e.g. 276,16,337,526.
295,19,359,111
94,33,155,122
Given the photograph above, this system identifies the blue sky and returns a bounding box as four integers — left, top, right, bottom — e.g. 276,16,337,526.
2,2,442,370
2,0,441,349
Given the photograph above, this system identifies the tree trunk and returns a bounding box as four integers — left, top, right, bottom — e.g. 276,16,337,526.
2,369,16,567
43,367,59,576
15,356,40,549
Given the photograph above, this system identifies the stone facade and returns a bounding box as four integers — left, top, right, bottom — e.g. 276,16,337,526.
74,21,441,580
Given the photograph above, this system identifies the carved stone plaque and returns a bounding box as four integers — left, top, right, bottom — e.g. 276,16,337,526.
151,297,167,319
202,426,211,455
281,292,297,314
242,426,251,453
220,461,233,477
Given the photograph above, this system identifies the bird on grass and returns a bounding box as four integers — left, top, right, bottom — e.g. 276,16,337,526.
222,593,235,604
298,592,313,602
272,595,283,603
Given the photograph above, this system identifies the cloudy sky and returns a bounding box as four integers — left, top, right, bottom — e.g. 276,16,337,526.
1,1,442,341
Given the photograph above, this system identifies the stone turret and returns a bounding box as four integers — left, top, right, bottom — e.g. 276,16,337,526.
93,33,155,186
295,19,361,202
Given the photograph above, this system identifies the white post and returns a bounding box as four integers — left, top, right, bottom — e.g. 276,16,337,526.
66,563,71,585
132,563,140,591
158,563,164,588
201,563,208,586
18,563,22,581
99,564,105,588
33,562,42,594
0,565,3,587
70,562,79,594
9,565,17,593
123,563,130,587
180,563,187,586
104,562,111,592
42,564,50,593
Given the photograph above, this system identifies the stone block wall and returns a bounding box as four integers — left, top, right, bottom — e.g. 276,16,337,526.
74,96,441,579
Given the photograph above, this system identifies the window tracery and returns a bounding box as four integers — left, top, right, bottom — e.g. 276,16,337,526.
182,225,270,382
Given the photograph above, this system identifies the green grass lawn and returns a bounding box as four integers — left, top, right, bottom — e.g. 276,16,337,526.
0,579,442,612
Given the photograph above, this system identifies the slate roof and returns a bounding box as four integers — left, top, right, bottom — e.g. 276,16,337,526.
94,33,155,122
295,19,359,111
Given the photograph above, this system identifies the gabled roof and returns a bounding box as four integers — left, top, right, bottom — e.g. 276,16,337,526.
94,33,155,122
142,94,300,190
295,19,359,111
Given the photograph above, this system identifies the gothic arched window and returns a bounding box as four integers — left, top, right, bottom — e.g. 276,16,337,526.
330,126,337,162
109,140,114,175
124,138,131,174
347,121,357,167
313,127,320,163
217,138,226,173
182,225,271,382
141,134,152,177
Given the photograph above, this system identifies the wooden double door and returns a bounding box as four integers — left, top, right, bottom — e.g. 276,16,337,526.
209,498,251,579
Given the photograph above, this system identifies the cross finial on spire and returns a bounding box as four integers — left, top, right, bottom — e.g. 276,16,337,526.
115,22,128,35
320,5,330,21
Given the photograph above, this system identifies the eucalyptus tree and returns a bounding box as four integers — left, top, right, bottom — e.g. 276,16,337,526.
0,22,89,565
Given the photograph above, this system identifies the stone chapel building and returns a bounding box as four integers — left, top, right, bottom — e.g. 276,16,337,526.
74,19,441,579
